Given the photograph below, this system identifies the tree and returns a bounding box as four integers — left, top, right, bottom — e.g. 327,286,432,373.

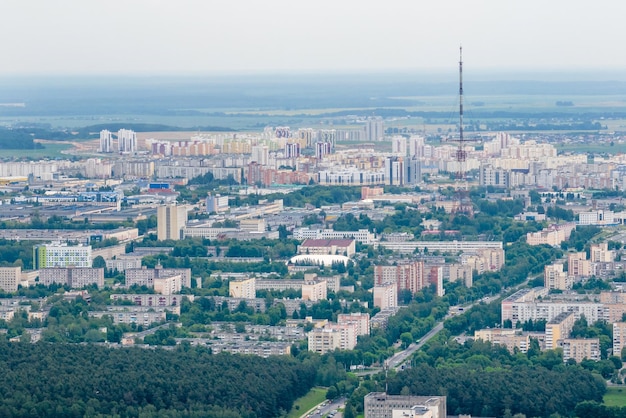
326,386,338,400
92,255,107,269
400,332,413,349
343,403,356,418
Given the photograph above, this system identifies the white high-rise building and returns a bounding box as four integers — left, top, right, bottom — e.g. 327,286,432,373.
391,136,407,155
117,129,137,153
409,135,425,157
385,156,404,186
365,117,384,141
250,145,269,166
99,130,113,153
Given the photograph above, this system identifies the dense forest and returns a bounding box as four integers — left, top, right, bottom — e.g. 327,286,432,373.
0,127,44,149
386,338,607,417
0,340,315,417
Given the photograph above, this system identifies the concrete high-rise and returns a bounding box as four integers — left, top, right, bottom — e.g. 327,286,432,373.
0,267,21,293
117,129,137,153
157,204,188,241
365,117,384,141
99,130,113,153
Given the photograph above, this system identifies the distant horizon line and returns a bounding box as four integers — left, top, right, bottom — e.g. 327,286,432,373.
0,67,626,81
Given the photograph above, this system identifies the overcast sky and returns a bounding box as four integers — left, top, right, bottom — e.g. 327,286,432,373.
1,0,624,76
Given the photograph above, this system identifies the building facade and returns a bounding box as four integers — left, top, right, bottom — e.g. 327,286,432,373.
33,244,92,269
157,204,188,241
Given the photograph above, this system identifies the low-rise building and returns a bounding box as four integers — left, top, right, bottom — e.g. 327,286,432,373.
364,393,446,418
298,239,356,257
106,256,143,273
39,267,104,289
501,287,603,327
89,307,168,326
473,328,530,353
110,294,189,307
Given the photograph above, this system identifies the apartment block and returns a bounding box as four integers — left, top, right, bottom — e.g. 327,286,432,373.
125,266,192,289
33,243,92,269
110,294,189,307
526,223,575,247
89,307,166,326
337,312,370,336
154,275,182,295
425,265,444,297
374,261,425,294
39,267,104,289
501,287,604,327
157,204,188,241
229,277,256,299
544,263,571,290
613,322,626,359
590,242,615,263
106,256,143,273
473,329,530,353
373,282,397,310
328,323,358,350
568,252,591,278
545,312,575,350
0,267,21,293
560,338,601,363
447,264,473,287
301,279,327,302
307,327,341,354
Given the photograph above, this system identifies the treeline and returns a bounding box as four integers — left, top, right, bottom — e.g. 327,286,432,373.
0,341,315,417
0,127,44,149
0,239,42,270
231,185,363,208
576,401,626,418
486,121,603,131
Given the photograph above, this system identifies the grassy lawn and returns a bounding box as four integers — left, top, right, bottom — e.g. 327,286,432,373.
285,387,327,418
604,387,626,407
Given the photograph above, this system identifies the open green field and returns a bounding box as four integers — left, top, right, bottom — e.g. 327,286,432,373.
604,387,626,407
556,142,626,155
285,387,327,418
0,142,73,160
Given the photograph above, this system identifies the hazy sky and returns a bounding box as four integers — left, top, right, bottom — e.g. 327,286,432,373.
1,0,625,76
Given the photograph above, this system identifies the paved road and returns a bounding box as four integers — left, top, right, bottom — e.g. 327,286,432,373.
386,322,444,371
301,396,345,418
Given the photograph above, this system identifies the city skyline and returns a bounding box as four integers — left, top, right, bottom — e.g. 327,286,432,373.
1,0,626,76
